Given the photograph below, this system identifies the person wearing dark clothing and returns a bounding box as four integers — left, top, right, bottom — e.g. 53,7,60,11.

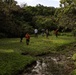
20,33,24,42
45,29,49,38
25,33,30,45
54,29,58,37
41,29,45,36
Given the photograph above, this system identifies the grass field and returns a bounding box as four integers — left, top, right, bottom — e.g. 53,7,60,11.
0,34,76,75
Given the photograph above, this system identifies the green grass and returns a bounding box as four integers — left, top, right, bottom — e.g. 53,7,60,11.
0,34,76,75
0,53,35,75
20,35,76,55
0,35,75,55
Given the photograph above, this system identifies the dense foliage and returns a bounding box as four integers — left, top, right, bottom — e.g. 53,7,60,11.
0,0,76,38
0,0,57,38
55,0,76,32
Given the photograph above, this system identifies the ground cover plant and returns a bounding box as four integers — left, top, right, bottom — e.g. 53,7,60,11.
0,33,76,75
0,53,35,75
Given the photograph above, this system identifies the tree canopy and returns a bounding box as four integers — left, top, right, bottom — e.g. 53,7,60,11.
0,0,76,38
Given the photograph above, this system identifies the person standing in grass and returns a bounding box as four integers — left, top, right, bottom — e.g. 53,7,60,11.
45,29,49,38
20,32,24,42
41,29,45,36
54,29,58,37
25,33,30,45
34,29,38,37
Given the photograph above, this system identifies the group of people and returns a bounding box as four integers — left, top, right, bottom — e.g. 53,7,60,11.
34,28,58,38
20,28,59,45
34,28,49,38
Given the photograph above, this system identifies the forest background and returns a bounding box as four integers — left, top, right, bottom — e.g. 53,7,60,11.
0,0,76,38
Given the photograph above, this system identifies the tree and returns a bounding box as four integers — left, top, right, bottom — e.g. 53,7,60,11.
54,0,76,32
33,16,57,31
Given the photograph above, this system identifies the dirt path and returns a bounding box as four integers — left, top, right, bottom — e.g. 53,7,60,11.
20,43,76,75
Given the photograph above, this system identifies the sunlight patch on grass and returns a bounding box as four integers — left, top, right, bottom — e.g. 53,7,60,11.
52,39,69,44
0,49,14,53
